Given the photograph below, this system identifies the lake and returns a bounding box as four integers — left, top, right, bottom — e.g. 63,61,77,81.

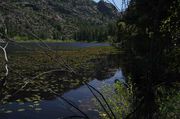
4,42,110,52
0,42,123,119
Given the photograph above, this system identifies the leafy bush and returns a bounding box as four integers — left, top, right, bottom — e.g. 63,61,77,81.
93,82,133,119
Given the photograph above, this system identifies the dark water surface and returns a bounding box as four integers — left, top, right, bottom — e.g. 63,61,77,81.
2,42,110,52
0,42,122,119
0,70,123,119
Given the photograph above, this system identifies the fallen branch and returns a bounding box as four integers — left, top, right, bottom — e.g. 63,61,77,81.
0,42,9,86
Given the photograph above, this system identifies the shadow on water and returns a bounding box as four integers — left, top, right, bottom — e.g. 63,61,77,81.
0,43,123,119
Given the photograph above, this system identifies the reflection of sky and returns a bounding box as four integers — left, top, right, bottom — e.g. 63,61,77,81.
93,0,123,10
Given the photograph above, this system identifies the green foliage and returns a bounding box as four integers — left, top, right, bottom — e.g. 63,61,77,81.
158,86,180,119
113,0,180,118
14,37,76,43
14,36,30,41
74,22,117,42
94,82,133,119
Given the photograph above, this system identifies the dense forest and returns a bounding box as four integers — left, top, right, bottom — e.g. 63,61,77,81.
115,0,180,118
73,22,117,42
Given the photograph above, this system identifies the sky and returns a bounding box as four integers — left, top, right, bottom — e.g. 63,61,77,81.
93,0,123,11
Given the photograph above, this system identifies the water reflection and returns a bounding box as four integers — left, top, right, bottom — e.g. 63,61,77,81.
0,69,123,119
0,46,122,119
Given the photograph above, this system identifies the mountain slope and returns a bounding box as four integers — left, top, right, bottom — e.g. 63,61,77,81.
0,0,118,40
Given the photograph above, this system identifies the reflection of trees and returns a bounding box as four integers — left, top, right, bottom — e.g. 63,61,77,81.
93,54,122,80
0,2,107,118
0,52,119,101
0,34,118,118
0,1,120,117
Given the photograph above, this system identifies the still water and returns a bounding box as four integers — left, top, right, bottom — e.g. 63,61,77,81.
0,70,123,119
0,42,122,119
5,42,110,52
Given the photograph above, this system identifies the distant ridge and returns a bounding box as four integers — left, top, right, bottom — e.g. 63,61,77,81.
0,0,118,40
